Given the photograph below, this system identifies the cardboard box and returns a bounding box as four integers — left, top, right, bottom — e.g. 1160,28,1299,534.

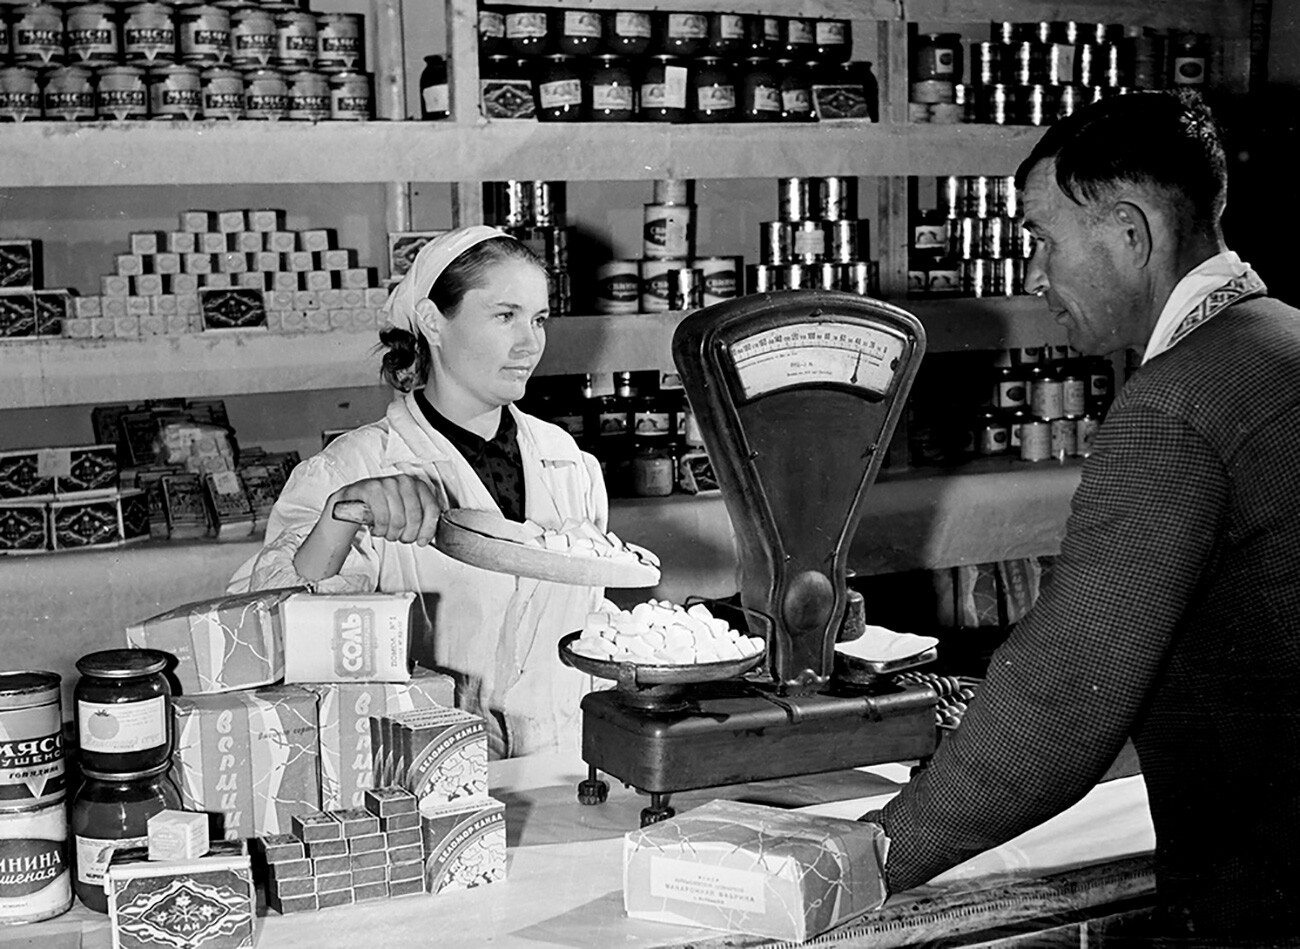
623,800,889,943
126,587,296,695
172,686,321,839
106,850,255,949
420,796,506,896
385,707,486,807
281,592,419,684
305,666,455,810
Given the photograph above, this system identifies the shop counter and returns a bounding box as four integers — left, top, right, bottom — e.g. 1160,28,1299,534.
5,754,1154,949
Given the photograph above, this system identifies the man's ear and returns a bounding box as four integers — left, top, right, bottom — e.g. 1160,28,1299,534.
413,298,440,347
1113,200,1153,269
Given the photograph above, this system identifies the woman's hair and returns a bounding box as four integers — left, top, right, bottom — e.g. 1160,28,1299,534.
378,236,545,391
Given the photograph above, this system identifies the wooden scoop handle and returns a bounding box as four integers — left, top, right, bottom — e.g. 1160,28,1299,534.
331,499,375,527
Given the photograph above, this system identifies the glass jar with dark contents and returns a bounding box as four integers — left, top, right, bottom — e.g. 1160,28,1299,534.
533,53,586,121
551,9,602,57
478,7,506,57
74,649,171,775
739,56,781,121
71,763,179,913
742,14,776,57
707,12,745,57
639,54,690,123
603,10,652,57
504,8,549,57
589,54,635,121
692,56,736,122
657,11,708,58
778,59,815,121
815,18,852,63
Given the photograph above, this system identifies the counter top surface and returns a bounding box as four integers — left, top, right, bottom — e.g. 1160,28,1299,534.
6,754,1154,949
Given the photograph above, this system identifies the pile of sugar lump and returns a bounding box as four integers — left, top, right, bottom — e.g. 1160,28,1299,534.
517,517,660,568
571,600,765,665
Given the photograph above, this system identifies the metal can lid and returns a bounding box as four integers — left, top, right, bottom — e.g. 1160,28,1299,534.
318,12,361,23
76,648,168,679
125,1,176,12
201,66,243,79
97,65,148,77
0,671,61,707
82,761,172,782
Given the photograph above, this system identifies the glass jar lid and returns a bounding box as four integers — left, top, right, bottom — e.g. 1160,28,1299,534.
76,648,169,679
0,671,61,707
81,761,172,782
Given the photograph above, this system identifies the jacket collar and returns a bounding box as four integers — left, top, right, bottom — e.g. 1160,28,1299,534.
381,392,579,469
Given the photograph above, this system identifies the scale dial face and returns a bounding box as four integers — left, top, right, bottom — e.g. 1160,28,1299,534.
726,320,905,401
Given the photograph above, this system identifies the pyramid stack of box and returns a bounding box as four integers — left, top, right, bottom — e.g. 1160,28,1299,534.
59,208,389,339
0,238,75,339
122,587,505,924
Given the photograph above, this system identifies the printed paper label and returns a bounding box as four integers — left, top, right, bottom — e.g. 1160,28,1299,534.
650,856,766,913
76,834,147,886
77,696,166,753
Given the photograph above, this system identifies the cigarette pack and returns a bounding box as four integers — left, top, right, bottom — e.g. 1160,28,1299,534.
305,666,455,810
126,587,296,695
0,449,54,501
34,289,72,335
420,795,506,896
199,287,267,330
623,800,889,943
49,493,142,550
281,592,420,684
0,290,37,337
172,686,321,839
106,850,255,949
0,239,40,289
0,501,48,553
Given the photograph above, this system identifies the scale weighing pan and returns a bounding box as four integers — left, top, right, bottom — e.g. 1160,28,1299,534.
332,502,661,588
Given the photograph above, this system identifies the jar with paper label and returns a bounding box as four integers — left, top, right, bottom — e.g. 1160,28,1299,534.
657,12,707,58
739,56,780,121
71,763,178,913
603,10,651,56
74,649,171,775
505,9,549,57
631,443,675,497
639,54,689,123
815,19,851,63
1170,32,1207,86
534,54,585,121
123,2,178,65
67,4,121,65
589,54,634,121
552,10,601,56
778,59,814,122
706,13,744,57
11,3,63,67
783,17,816,60
478,8,506,57
419,54,448,119
692,56,735,122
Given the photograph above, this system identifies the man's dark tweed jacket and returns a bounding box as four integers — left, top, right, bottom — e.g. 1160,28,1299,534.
879,294,1300,943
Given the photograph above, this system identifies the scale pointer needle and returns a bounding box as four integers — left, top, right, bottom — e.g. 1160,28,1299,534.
850,350,862,385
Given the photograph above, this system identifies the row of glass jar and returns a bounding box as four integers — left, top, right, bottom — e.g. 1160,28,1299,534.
480,8,853,64
483,53,876,123
0,62,372,121
0,3,364,73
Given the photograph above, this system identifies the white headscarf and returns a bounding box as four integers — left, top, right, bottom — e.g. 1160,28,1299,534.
380,225,511,341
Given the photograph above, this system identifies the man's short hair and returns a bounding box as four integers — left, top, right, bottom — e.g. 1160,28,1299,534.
1014,90,1227,231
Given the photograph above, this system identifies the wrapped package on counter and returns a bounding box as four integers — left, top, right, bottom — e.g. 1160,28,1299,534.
624,800,889,944
303,665,456,810
281,591,421,684
126,588,299,694
106,847,254,949
372,707,487,808
172,686,320,840
420,795,506,896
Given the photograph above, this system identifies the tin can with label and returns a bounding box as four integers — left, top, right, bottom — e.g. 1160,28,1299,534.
979,215,1007,258
816,176,856,221
826,219,863,263
123,2,176,64
0,801,72,923
1062,371,1087,416
487,180,532,227
147,63,201,118
42,65,96,120
639,258,686,312
642,203,693,259
666,267,702,311
746,263,781,294
790,220,826,263
244,66,287,119
529,182,560,227
976,410,1009,456
1050,417,1076,458
978,82,1009,125
780,263,810,290
777,177,811,222
759,220,792,265
0,673,64,812
1031,374,1064,419
67,3,120,64
0,66,42,121
970,41,1002,85
961,257,990,297
317,12,362,72
950,216,977,260
914,32,961,80
328,69,370,120
276,8,317,69
201,65,243,118
231,6,276,68
1074,414,1099,456
96,65,148,120
804,262,836,290
594,260,640,314
696,256,740,306
12,3,63,67
178,5,230,65
285,67,328,120
840,260,876,296
1020,418,1051,461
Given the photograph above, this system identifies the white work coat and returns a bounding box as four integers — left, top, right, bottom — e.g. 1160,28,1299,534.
229,393,606,758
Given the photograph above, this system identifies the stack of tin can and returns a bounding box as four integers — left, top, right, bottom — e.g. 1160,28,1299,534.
909,20,1211,127
979,346,1112,463
0,672,72,924
0,1,371,122
593,179,743,316
485,180,573,315
748,176,876,296
911,174,1029,298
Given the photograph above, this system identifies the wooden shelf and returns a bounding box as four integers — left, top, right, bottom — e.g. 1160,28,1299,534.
0,297,1065,408
0,121,1048,188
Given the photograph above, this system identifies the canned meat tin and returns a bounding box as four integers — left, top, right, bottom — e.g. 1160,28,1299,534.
42,65,96,120
817,176,856,221
147,64,201,119
244,66,288,119
594,259,640,314
759,220,792,265
777,177,811,222
639,258,686,312
317,12,363,72
11,3,63,67
746,263,782,294
179,5,231,65
66,3,120,65
0,801,72,924
123,2,176,64
231,6,277,68
696,256,740,306
0,672,64,811
276,9,318,69
841,260,877,296
328,70,371,120
285,68,328,120
643,203,693,259
826,219,863,263
201,65,244,118
665,267,702,310
97,65,149,120
790,220,826,263
0,67,41,122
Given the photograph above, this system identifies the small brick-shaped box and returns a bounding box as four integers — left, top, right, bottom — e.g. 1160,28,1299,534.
291,812,343,844
147,809,210,862
328,808,379,838
106,849,255,949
